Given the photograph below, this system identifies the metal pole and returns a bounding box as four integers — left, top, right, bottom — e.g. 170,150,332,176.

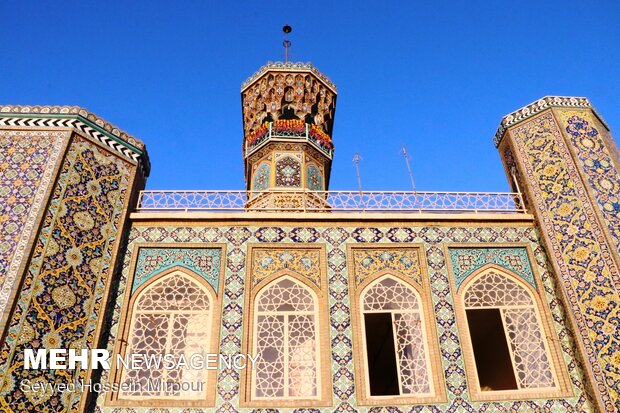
282,25,292,63
401,145,419,210
401,145,417,193
510,167,526,213
353,153,365,211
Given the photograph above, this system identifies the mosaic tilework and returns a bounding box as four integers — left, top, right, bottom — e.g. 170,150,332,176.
306,164,323,191
0,105,146,151
251,247,322,289
493,96,606,147
507,111,620,411
555,110,620,256
0,107,149,177
132,247,223,292
0,130,67,323
349,247,422,287
95,223,594,413
448,247,535,289
0,137,133,413
275,156,302,187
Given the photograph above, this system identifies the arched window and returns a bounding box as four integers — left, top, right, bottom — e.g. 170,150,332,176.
251,277,319,399
360,275,432,396
462,269,556,391
119,272,212,400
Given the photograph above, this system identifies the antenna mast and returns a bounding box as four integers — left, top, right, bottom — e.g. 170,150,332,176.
402,145,420,210
283,25,292,62
401,145,417,194
353,152,363,193
353,152,365,211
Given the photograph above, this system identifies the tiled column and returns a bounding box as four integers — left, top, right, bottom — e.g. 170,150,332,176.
496,97,620,412
0,106,149,413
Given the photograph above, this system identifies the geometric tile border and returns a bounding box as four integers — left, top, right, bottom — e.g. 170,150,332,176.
0,105,149,175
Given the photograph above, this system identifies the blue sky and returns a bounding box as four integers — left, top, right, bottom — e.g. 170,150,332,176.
2,1,619,192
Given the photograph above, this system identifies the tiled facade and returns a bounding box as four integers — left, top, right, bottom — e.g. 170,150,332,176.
0,66,618,412
94,222,592,412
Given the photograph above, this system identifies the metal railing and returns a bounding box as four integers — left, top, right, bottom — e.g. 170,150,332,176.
245,122,334,158
136,190,526,214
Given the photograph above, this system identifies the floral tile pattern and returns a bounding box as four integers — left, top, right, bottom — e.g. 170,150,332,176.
306,164,323,191
132,247,223,292
251,247,322,289
508,110,620,411
448,247,535,289
253,162,270,191
0,138,133,413
556,110,620,256
0,130,67,322
349,248,422,287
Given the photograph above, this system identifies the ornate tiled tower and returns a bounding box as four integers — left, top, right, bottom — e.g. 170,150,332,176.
241,62,337,211
0,106,149,412
495,97,620,412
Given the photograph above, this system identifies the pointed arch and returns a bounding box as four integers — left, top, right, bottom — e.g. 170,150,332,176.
360,274,421,311
458,262,538,295
253,267,322,296
359,274,433,397
118,269,213,400
460,267,557,392
357,268,424,297
251,275,320,400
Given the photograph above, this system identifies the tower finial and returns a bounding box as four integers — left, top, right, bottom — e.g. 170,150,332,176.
282,25,292,62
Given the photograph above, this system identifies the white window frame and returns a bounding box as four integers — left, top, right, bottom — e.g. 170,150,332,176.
359,274,434,399
251,275,321,400
118,271,213,401
461,269,559,394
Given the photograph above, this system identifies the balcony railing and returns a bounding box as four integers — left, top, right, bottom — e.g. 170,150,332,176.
136,190,526,214
245,121,334,158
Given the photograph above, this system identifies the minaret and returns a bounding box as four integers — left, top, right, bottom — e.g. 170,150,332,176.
496,97,620,412
241,26,337,211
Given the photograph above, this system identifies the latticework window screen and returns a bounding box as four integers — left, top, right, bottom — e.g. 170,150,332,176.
252,277,319,399
463,270,556,390
361,276,432,395
119,272,212,399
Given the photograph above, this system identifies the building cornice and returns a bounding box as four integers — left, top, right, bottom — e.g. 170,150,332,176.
494,96,610,147
241,61,337,93
0,105,150,175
